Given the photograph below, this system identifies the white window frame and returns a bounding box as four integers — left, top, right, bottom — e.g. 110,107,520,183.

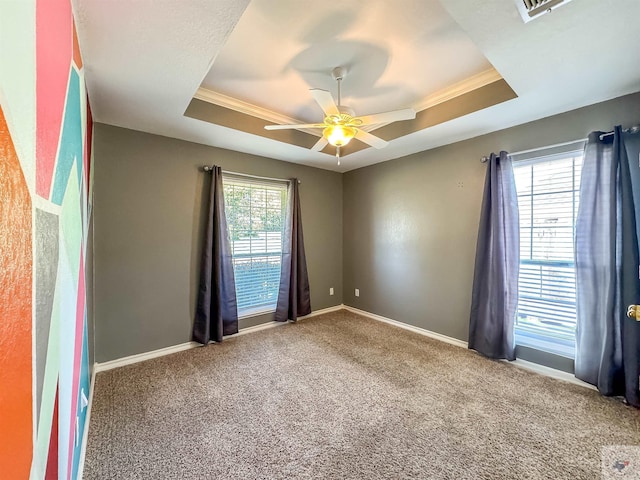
222,174,288,318
512,142,585,358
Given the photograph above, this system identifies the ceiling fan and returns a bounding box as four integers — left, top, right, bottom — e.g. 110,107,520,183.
264,67,416,163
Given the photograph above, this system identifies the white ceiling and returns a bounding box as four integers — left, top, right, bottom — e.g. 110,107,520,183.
201,0,493,123
75,0,640,172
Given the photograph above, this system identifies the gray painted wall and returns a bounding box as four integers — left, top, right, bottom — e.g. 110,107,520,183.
94,92,640,366
94,125,343,362
343,92,640,354
87,214,95,369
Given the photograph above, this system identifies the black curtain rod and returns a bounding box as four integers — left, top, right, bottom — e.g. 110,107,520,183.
598,125,640,140
480,125,640,163
202,166,300,184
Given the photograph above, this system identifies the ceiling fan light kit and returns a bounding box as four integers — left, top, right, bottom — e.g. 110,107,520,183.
324,124,355,147
264,66,416,163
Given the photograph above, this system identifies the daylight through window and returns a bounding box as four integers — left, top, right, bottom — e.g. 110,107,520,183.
223,176,287,316
513,150,583,357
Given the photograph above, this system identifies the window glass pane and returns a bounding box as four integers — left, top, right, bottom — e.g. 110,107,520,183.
223,178,287,315
514,164,532,196
513,153,582,353
532,160,574,193
532,191,574,227
518,195,532,228
520,231,532,261
531,226,574,261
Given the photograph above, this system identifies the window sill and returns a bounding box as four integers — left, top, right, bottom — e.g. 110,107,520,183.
238,306,276,320
515,328,575,359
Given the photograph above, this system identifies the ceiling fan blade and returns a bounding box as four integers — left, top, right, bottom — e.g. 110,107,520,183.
310,89,339,116
354,108,416,126
355,129,389,149
264,123,325,130
311,137,329,152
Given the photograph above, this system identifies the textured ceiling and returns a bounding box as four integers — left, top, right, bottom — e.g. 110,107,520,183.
75,0,640,172
201,0,494,123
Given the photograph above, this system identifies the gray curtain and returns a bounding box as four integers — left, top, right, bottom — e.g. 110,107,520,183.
469,151,520,360
575,127,640,407
275,179,311,322
193,166,238,343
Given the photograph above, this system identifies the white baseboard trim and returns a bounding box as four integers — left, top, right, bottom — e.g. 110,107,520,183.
342,305,469,348
299,304,345,320
93,304,345,373
511,359,596,390
77,365,97,479
342,305,596,391
225,304,345,338
94,341,199,373
93,303,595,387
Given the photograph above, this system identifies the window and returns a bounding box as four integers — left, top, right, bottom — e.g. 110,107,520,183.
512,149,583,357
223,176,287,317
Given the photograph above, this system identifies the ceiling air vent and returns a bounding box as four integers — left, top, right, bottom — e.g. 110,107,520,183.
515,0,572,22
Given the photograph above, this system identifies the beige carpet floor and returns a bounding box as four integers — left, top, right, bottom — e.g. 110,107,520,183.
84,310,639,479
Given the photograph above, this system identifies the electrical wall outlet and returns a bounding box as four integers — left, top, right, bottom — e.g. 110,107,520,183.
355,288,360,297
329,287,334,296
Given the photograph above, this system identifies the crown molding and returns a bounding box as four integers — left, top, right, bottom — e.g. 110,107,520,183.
195,68,502,127
414,68,503,112
194,87,321,137
193,68,504,142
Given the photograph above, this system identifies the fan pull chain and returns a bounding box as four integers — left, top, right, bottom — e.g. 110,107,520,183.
336,146,341,166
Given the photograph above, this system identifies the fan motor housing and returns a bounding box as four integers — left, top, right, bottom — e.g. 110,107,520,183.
337,105,355,117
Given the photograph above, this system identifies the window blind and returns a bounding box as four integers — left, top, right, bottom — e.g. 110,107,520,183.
513,151,583,344
223,176,287,315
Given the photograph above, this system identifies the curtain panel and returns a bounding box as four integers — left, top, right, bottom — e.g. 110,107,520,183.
469,151,520,360
193,166,238,344
575,127,640,407
275,179,311,322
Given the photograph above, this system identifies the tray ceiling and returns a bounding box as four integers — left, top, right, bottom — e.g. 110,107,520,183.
74,0,640,172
